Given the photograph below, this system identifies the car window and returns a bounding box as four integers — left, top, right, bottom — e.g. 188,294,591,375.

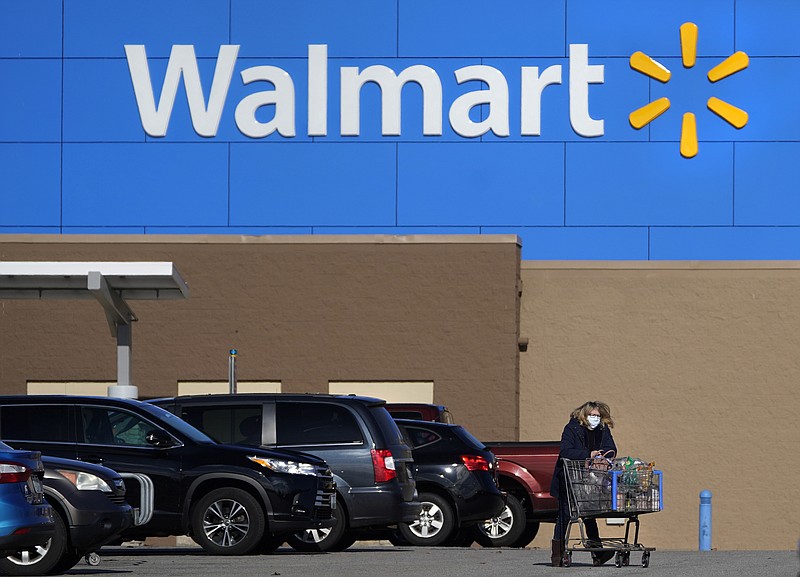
402,426,442,449
180,405,262,445
369,406,405,445
0,405,72,443
139,403,215,444
276,403,363,446
389,410,424,420
453,426,486,450
80,407,162,447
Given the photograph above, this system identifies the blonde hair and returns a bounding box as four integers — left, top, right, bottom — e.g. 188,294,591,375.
571,401,614,428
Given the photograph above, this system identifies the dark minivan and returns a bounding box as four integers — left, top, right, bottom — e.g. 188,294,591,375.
150,393,421,552
0,396,336,556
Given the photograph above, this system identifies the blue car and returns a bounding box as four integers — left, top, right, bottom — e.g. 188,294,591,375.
0,442,54,556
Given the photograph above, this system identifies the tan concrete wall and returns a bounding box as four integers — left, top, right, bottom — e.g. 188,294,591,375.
0,235,521,441
519,262,800,551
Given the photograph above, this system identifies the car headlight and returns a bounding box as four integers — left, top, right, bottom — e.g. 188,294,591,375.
56,470,113,492
248,456,316,476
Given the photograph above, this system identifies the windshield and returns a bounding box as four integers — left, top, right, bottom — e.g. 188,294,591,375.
138,403,216,444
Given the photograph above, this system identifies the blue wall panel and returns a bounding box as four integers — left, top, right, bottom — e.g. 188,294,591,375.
567,0,733,57
317,227,480,235
1,0,800,261
736,0,800,56
398,143,563,226
64,0,229,58
63,60,145,142
61,143,228,226
483,227,649,260
399,0,565,57
233,0,397,58
148,226,313,235
735,143,800,225
0,227,61,233
0,144,60,226
651,227,800,260
0,0,61,57
567,143,733,226
63,227,145,234
0,60,61,142
230,143,396,226
718,58,800,142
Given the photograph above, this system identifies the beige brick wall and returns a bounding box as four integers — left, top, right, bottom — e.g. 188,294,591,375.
519,262,800,551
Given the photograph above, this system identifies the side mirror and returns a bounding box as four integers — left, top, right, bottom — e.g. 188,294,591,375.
145,429,174,448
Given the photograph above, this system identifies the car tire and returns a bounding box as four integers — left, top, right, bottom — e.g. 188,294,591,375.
444,527,476,547
472,493,526,548
511,519,540,548
386,531,408,546
258,534,286,554
398,492,456,547
0,510,70,575
286,499,347,552
329,532,357,552
191,488,265,555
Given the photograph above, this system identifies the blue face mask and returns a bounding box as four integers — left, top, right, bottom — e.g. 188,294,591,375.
587,415,601,430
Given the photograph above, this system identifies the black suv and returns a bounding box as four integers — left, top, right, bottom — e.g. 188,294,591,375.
392,419,505,547
150,394,421,552
0,456,132,575
0,396,335,556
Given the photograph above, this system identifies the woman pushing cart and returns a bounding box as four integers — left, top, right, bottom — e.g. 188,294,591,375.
550,401,662,568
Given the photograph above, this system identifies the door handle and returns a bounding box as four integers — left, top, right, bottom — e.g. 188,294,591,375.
78,456,104,465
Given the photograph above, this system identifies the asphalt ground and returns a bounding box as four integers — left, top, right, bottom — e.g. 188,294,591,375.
69,544,797,577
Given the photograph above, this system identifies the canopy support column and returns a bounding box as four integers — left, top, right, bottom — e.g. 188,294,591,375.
88,270,139,398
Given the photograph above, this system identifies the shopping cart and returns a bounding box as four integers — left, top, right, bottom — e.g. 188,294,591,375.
561,456,662,568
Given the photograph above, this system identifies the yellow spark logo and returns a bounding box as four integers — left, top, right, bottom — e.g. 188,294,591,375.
629,22,749,158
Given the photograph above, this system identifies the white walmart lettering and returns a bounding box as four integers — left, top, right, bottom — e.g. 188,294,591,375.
125,44,605,139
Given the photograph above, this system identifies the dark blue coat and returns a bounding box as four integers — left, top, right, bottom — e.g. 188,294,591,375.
550,417,617,499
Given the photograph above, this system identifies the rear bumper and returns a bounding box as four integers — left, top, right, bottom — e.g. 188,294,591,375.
268,516,336,533
456,491,506,526
346,486,422,528
0,510,55,555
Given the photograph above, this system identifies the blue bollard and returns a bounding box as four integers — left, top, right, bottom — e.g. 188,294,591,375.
699,490,712,551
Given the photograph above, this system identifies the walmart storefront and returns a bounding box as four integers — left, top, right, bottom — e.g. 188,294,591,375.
1,1,797,550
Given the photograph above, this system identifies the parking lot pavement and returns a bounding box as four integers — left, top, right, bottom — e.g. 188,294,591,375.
79,544,797,577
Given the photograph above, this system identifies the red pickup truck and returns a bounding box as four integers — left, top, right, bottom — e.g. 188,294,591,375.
386,403,559,548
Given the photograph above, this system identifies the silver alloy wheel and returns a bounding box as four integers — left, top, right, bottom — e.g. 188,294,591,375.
202,498,251,547
408,500,445,539
481,504,514,539
6,541,50,566
297,527,332,544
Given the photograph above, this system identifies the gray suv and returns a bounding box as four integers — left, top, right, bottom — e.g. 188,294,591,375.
150,394,421,552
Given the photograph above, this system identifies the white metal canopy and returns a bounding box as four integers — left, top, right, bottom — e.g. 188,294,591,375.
0,262,190,398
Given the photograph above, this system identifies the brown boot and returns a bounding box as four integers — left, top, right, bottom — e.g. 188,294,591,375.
551,540,564,567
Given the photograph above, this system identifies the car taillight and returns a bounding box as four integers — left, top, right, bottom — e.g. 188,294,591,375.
461,455,490,471
0,463,32,484
371,449,396,483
